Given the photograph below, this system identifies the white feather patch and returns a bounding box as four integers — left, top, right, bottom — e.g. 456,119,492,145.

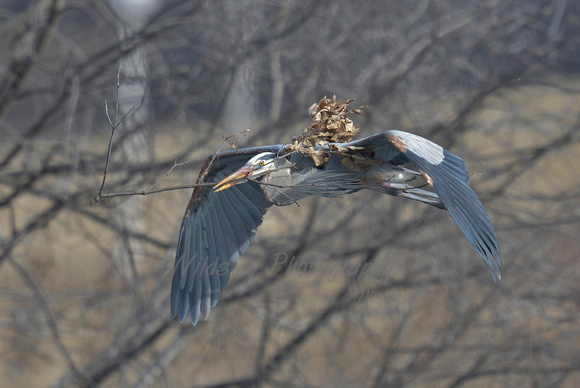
390,130,445,165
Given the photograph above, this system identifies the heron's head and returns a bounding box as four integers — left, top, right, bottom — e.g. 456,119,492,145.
214,152,282,192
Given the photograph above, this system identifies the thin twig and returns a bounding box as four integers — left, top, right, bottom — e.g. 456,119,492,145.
93,129,252,203
92,64,142,205
95,183,215,199
246,177,301,207
144,154,191,193
199,129,251,182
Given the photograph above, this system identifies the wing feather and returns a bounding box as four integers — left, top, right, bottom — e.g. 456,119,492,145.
171,146,282,325
345,130,502,281
210,194,240,291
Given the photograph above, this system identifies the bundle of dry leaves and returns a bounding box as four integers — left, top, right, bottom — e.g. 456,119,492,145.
283,96,367,166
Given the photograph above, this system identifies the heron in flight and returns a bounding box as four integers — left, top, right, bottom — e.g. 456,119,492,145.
171,130,501,325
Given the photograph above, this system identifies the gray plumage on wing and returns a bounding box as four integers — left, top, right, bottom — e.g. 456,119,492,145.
171,130,502,325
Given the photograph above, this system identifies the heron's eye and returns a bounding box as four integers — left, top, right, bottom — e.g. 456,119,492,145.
259,160,265,166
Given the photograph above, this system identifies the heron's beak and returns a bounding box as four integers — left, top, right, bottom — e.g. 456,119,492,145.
214,165,254,192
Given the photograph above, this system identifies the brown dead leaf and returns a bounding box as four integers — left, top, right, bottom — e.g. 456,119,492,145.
309,151,330,166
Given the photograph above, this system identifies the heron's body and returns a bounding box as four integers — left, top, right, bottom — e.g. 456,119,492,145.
261,151,365,205
243,143,435,206
171,130,502,325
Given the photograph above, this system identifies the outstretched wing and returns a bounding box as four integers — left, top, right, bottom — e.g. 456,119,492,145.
345,130,502,281
172,145,283,325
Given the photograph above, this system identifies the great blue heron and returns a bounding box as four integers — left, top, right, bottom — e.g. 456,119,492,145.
172,130,501,325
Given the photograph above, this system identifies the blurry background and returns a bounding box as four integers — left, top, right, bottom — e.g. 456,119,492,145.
0,0,579,387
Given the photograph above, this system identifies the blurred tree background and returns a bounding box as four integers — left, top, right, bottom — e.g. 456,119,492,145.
0,0,579,387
